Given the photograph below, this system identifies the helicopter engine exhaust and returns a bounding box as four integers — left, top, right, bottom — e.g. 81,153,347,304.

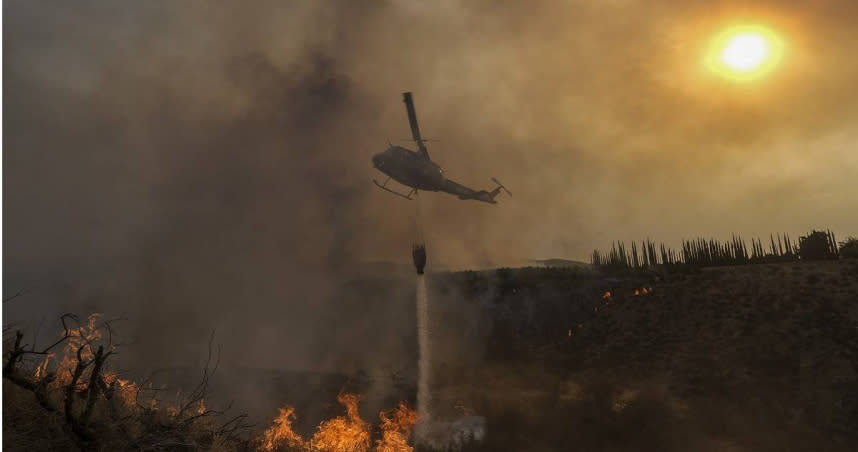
412,244,427,275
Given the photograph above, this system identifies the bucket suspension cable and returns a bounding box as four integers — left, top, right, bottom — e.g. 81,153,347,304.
413,191,425,244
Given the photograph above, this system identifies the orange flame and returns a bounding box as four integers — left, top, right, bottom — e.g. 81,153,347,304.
309,393,371,452
375,402,418,452
34,352,54,380
103,371,139,409
257,395,417,452
602,291,612,299
29,313,238,433
51,313,103,389
258,406,307,452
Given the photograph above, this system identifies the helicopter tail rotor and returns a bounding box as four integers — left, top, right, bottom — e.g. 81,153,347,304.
491,177,512,197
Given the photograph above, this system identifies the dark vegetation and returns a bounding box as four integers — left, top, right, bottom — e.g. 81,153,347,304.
430,259,858,451
5,246,858,451
591,229,844,273
840,236,858,259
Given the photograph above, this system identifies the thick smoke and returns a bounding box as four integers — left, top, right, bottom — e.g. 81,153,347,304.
4,0,858,416
4,0,394,365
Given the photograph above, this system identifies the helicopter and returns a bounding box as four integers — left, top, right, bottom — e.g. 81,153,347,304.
371,92,511,204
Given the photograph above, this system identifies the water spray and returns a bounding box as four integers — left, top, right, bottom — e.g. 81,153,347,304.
410,196,485,450
415,270,432,431
411,190,432,442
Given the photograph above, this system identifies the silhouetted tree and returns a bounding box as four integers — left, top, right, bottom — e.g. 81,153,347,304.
593,230,842,272
839,237,858,259
798,230,838,260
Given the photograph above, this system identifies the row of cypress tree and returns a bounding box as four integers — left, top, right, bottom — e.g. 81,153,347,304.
591,229,840,271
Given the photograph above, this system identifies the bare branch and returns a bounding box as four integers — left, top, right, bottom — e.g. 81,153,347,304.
217,412,255,443
134,369,170,411
31,316,46,352
97,316,130,349
35,313,78,355
176,330,220,420
3,330,26,374
3,285,37,303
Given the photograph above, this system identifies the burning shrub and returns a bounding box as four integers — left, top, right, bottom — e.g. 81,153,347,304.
3,314,252,450
6,313,421,452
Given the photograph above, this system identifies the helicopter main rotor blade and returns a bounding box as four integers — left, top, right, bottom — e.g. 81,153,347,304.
403,92,430,159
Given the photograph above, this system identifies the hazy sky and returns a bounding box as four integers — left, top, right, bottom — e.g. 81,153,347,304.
6,1,857,269
3,0,857,368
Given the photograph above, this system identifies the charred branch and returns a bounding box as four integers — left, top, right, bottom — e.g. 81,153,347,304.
81,345,112,425
176,330,220,421
2,285,36,304
4,330,26,375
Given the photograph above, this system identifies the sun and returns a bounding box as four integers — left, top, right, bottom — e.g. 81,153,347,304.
721,33,768,72
707,25,784,82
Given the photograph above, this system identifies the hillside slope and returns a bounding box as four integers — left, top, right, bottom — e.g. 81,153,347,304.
428,260,858,451
4,260,856,451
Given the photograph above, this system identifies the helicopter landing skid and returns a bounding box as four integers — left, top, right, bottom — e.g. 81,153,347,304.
373,178,415,200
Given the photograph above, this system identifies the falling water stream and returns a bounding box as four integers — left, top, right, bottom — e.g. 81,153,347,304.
412,194,484,450
415,274,432,434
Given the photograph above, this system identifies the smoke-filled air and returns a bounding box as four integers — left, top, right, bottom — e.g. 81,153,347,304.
4,1,858,451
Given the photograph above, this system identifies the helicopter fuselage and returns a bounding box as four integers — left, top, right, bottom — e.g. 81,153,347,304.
370,92,509,204
372,145,444,191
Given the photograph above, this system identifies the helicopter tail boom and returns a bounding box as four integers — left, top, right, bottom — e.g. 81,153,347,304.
443,177,511,204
